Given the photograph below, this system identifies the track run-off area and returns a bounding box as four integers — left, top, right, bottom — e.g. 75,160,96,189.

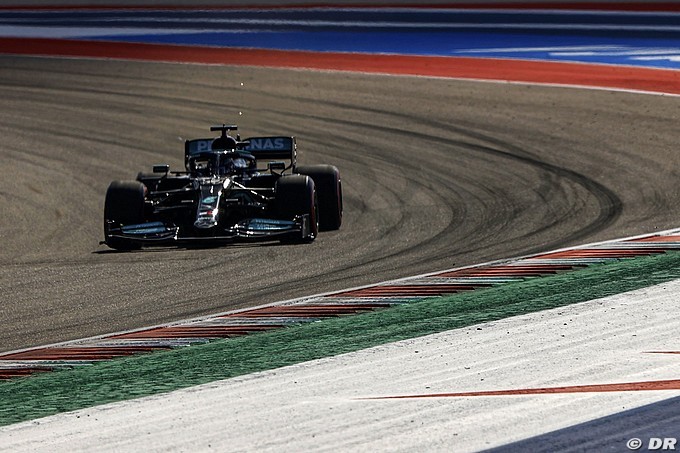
1,1,680,451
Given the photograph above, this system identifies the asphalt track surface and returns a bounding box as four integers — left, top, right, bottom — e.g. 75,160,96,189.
2,54,680,353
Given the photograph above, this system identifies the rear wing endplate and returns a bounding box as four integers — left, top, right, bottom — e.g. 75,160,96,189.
243,136,296,162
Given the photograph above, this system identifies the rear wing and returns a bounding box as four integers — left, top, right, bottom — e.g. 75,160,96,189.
185,136,297,165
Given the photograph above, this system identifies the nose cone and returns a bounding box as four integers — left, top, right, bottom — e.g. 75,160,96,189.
194,208,219,229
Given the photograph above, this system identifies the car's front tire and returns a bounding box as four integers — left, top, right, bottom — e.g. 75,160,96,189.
275,175,318,243
104,180,146,250
296,165,342,231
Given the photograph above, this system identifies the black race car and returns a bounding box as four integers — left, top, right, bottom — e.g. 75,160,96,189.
103,124,342,250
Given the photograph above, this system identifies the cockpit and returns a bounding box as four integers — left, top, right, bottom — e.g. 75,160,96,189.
188,151,256,177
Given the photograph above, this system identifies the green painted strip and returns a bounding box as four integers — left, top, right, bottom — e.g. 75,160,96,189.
2,251,680,427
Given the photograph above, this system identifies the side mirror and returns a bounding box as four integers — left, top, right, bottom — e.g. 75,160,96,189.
153,164,170,174
268,161,286,172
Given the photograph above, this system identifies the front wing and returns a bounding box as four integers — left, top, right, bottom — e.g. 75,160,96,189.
104,216,312,246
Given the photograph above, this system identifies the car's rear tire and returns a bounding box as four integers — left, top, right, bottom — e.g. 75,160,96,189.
296,165,342,231
104,180,146,250
275,175,318,242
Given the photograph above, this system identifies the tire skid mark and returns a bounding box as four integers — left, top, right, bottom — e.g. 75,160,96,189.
278,107,622,270
2,230,680,380
290,104,624,262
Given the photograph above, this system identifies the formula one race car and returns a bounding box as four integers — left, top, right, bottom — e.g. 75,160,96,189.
103,124,342,250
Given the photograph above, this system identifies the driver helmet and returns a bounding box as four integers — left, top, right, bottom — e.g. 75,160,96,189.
216,154,249,176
